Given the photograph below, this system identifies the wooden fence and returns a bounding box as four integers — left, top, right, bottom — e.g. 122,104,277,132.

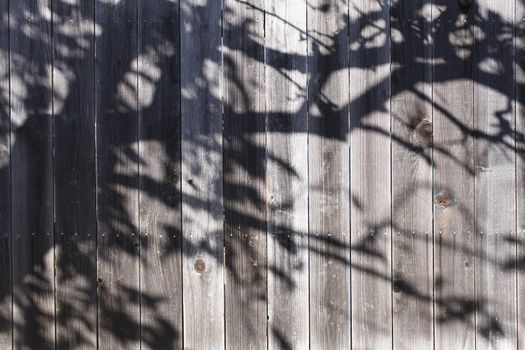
0,0,524,349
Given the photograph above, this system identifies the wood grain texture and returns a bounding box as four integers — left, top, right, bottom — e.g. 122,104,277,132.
180,0,224,348
10,0,55,348
349,0,392,348
432,3,476,349
138,0,183,349
473,2,517,349
95,0,140,349
53,1,97,348
390,1,433,348
515,0,525,347
307,1,350,349
0,0,11,346
223,1,267,349
2,2,525,349
265,0,309,349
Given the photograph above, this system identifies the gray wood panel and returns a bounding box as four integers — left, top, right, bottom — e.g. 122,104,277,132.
349,0,392,348
10,0,55,348
265,0,309,348
137,0,183,349
1,2,524,348
53,1,97,348
223,1,267,349
390,1,433,348
516,0,525,347
473,2,517,349
432,3,476,349
307,1,350,349
180,0,224,348
95,0,140,349
0,0,11,346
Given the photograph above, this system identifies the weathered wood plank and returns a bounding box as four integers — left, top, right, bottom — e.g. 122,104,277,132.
222,1,266,349
473,2,517,349
390,1,433,348
265,1,309,349
137,0,183,349
349,0,392,348
180,0,224,348
53,1,97,348
432,3,476,349
307,1,350,349
10,0,55,348
95,0,140,349
515,0,525,347
0,0,11,346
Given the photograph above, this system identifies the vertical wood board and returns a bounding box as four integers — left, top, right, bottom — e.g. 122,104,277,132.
349,0,392,348
473,1,517,349
53,0,97,348
10,0,55,348
307,0,351,348
391,0,433,348
0,0,11,346
432,3,476,349
95,0,140,349
223,0,267,349
137,0,183,348
180,0,225,348
266,0,309,348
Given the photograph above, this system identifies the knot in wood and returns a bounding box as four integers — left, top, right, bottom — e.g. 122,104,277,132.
393,279,405,293
414,119,432,146
194,258,206,273
434,193,452,208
